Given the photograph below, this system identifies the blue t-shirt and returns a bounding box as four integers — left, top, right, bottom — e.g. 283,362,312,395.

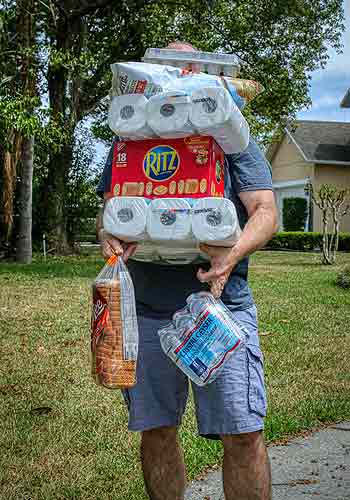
97,138,273,317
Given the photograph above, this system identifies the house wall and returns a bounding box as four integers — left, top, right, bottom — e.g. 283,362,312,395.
271,135,314,230
313,165,350,232
271,135,315,183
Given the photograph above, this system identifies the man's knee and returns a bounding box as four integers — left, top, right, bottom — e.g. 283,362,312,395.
141,426,179,451
221,430,265,457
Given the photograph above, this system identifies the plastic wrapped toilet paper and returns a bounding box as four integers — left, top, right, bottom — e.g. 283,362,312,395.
191,197,241,246
146,91,196,138
108,94,155,139
189,87,250,154
147,198,192,241
131,242,159,261
111,62,183,98
158,245,201,265
103,197,149,241
132,240,204,265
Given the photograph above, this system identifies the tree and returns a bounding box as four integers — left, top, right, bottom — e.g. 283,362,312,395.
306,183,350,265
66,126,101,246
1,0,345,254
0,0,63,260
0,0,21,246
15,0,37,263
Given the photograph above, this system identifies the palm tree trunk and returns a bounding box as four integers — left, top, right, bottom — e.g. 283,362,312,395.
16,137,34,263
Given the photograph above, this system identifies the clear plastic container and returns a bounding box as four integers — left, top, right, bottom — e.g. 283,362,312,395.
158,292,245,385
142,48,241,77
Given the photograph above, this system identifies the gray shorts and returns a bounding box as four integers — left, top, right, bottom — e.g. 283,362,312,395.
122,305,267,439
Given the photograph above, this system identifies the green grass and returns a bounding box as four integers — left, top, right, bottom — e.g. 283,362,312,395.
1,251,350,499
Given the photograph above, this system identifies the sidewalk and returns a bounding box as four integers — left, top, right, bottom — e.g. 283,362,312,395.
185,422,350,500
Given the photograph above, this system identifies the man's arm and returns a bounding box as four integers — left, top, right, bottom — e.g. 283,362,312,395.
197,189,279,296
231,189,279,260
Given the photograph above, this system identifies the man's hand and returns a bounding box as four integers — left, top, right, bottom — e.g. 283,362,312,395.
197,190,278,298
197,244,239,298
99,229,137,262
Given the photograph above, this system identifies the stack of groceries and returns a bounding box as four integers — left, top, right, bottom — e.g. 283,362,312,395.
91,48,263,389
105,48,264,264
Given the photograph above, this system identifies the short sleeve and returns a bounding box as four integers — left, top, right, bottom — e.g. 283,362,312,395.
96,143,114,198
226,137,273,193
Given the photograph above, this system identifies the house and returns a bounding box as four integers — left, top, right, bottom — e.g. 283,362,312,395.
266,120,350,232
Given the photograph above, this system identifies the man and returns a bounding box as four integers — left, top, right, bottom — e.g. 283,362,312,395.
96,41,278,500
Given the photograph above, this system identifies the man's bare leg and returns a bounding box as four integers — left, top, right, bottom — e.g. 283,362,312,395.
221,431,271,500
141,426,186,500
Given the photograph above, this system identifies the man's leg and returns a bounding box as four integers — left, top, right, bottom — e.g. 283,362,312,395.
141,426,186,500
221,431,271,500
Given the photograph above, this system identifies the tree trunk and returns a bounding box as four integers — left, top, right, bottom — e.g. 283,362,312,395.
16,137,34,263
14,0,36,262
321,210,332,265
44,141,73,254
42,14,83,254
2,131,22,243
332,216,340,264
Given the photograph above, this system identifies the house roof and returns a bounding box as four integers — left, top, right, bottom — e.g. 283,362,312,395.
341,88,350,108
267,120,350,165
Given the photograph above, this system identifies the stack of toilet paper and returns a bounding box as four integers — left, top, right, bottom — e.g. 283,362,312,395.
103,196,241,263
108,87,249,154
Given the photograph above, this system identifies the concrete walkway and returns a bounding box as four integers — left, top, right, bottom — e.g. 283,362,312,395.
185,422,350,500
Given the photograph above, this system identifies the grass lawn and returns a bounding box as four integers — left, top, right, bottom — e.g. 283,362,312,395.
1,250,350,499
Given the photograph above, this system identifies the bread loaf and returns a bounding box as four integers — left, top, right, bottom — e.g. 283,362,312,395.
91,277,136,389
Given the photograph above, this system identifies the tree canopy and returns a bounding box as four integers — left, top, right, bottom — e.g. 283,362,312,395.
0,0,345,254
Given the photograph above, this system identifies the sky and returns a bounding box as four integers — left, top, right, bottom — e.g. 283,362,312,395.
298,0,350,122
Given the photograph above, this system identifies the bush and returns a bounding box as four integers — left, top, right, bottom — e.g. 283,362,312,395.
267,232,350,252
282,197,308,231
335,267,350,289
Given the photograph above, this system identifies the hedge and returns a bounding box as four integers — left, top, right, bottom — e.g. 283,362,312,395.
282,197,308,232
267,232,350,252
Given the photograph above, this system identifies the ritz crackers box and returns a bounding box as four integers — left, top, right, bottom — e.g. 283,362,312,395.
109,136,225,199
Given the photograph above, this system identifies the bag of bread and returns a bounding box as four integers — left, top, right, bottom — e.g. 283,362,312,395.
91,255,138,389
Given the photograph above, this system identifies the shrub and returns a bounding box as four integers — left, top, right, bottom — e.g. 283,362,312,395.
335,267,350,289
267,232,350,252
282,197,308,231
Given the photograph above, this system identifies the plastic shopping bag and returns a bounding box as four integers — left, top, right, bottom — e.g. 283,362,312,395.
91,255,138,389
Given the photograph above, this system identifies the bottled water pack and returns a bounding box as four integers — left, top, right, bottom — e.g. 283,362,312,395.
158,292,245,386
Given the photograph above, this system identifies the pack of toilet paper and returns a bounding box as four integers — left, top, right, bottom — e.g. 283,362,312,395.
189,87,249,154
103,196,241,264
108,86,249,154
111,61,251,109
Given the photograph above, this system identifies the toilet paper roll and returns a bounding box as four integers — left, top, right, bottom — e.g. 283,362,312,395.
108,94,155,139
189,87,250,154
191,198,241,246
103,197,149,241
146,91,196,138
147,198,192,241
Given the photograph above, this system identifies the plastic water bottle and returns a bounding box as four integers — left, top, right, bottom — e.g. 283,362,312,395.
158,292,245,386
